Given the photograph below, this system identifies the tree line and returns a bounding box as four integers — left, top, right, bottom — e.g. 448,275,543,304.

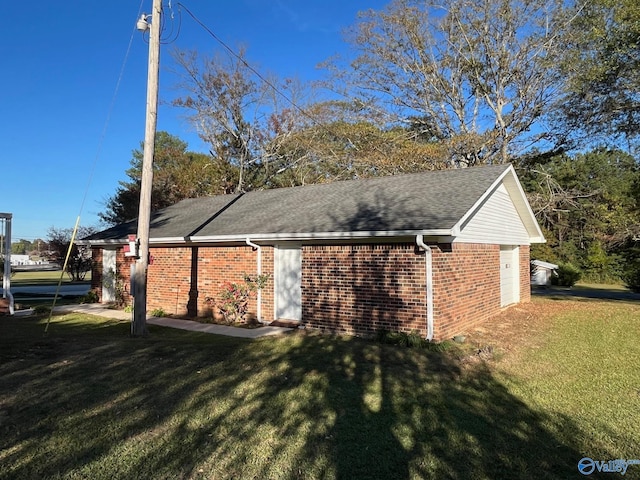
100,0,639,286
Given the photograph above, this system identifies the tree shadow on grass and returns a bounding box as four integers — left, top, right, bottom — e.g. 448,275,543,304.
247,334,600,480
0,315,614,479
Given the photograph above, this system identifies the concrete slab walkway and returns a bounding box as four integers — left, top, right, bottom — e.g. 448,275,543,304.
53,304,293,339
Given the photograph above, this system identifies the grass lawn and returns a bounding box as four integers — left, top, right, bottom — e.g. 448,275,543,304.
10,270,91,286
1,297,639,479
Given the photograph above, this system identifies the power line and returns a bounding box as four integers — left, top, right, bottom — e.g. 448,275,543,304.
176,2,345,132
175,2,424,177
77,0,147,219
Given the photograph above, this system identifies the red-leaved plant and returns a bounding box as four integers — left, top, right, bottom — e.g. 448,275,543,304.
205,273,269,324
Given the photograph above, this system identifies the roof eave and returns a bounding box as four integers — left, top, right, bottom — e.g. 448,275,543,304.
81,229,456,246
529,236,547,244
187,229,455,243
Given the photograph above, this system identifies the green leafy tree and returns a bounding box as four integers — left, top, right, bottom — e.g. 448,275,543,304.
560,0,640,148
583,241,623,284
521,148,640,282
11,239,32,255
100,132,237,226
622,245,640,292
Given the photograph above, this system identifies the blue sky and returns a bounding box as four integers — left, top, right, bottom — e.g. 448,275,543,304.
1,0,387,242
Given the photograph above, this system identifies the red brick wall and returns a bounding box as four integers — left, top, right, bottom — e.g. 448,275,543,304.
93,245,271,318
113,245,274,319
118,251,135,305
519,245,531,303
301,243,428,337
146,247,193,315
90,248,102,294
431,243,502,340
431,243,533,340
92,240,531,341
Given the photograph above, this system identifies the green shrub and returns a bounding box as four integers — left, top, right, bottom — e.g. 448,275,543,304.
375,329,451,351
407,331,425,348
102,268,128,308
552,263,582,287
622,263,640,293
424,340,454,352
376,330,407,346
34,305,50,315
150,308,166,317
80,290,99,304
396,332,410,347
0,258,15,277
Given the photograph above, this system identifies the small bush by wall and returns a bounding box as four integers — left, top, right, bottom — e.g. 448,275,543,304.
622,263,640,293
551,263,582,287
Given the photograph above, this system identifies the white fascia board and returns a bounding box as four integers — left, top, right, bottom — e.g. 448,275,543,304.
82,230,456,247
528,235,547,244
77,238,124,246
502,166,546,242
82,237,188,247
152,237,193,244
181,229,454,244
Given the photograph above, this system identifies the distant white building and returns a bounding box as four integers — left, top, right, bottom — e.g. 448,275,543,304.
10,254,30,265
531,260,558,286
10,255,48,266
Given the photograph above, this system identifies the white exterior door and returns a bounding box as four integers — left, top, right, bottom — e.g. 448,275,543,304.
102,248,117,303
275,245,302,321
500,245,520,307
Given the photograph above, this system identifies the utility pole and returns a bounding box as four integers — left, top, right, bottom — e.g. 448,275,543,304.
132,0,162,336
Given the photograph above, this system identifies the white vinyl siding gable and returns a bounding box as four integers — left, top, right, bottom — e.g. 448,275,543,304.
454,183,530,245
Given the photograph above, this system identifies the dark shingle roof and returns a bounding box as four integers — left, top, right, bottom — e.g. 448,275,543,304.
86,164,511,242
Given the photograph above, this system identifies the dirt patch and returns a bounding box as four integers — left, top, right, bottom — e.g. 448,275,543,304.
460,298,583,365
269,319,300,328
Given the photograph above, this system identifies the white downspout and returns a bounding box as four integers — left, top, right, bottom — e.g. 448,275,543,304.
416,235,434,341
245,238,262,322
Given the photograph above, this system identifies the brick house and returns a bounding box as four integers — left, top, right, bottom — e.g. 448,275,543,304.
82,164,544,341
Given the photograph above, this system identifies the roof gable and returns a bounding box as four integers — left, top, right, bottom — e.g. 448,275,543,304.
453,165,545,243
